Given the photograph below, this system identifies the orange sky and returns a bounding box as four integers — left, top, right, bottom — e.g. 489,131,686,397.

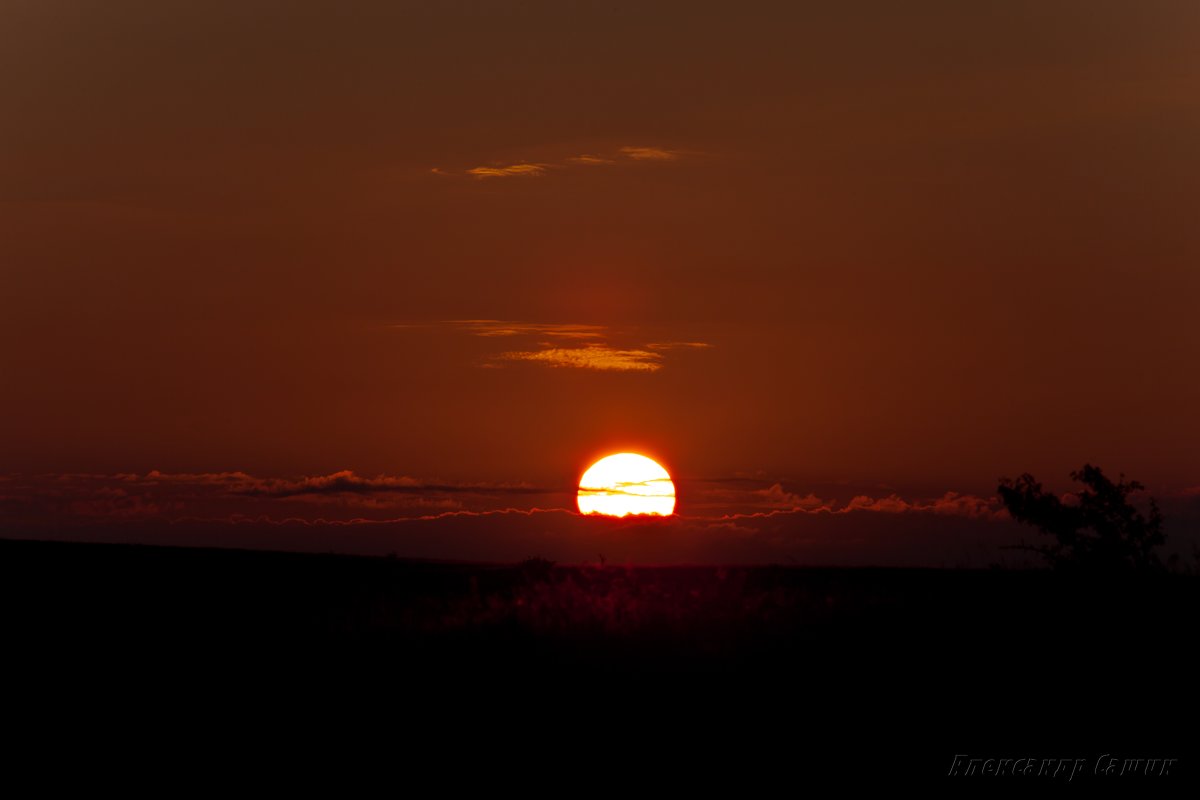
2,2,1198,560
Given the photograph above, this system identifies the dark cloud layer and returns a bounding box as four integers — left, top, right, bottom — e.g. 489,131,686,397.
3,506,1023,567
4,470,1196,567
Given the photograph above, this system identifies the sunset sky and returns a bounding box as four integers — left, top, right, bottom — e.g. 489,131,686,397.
3,1,1198,563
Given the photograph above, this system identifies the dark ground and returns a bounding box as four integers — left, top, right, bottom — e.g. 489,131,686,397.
2,537,1195,786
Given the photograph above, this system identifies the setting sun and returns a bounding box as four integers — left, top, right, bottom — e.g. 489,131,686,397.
577,453,676,517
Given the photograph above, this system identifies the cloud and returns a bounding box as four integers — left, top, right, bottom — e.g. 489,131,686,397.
0,470,568,526
401,319,712,373
679,477,1006,519
619,146,681,161
924,492,1004,519
466,163,548,179
753,484,830,511
840,492,1006,519
441,145,687,181
578,477,676,498
12,471,1199,567
233,469,552,499
498,345,662,372
450,320,606,340
645,341,714,351
141,469,258,485
7,503,1031,567
679,477,828,514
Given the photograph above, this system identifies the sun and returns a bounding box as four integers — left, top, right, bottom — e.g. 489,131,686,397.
577,453,676,517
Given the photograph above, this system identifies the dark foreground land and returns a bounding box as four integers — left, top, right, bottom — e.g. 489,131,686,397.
2,537,1196,783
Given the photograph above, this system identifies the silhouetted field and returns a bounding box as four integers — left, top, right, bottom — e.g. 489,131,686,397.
2,537,1195,780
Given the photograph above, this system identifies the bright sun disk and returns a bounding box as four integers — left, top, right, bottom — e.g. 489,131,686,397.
577,453,676,517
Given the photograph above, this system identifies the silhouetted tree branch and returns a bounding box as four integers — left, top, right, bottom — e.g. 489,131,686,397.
997,464,1166,572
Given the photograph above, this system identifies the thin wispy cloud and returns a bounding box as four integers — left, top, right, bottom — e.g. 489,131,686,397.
679,477,1008,520
0,470,566,523
578,477,676,496
396,319,712,373
645,341,714,351
619,146,681,161
567,154,617,165
441,145,687,180
232,469,551,498
499,345,663,372
465,163,548,179
451,320,606,340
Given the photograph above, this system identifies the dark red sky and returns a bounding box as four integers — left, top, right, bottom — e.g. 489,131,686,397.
2,2,1198,561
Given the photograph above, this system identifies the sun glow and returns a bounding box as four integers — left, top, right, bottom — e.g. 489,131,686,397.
577,453,676,517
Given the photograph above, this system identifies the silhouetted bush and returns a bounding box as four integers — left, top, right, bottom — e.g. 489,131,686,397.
998,464,1166,572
